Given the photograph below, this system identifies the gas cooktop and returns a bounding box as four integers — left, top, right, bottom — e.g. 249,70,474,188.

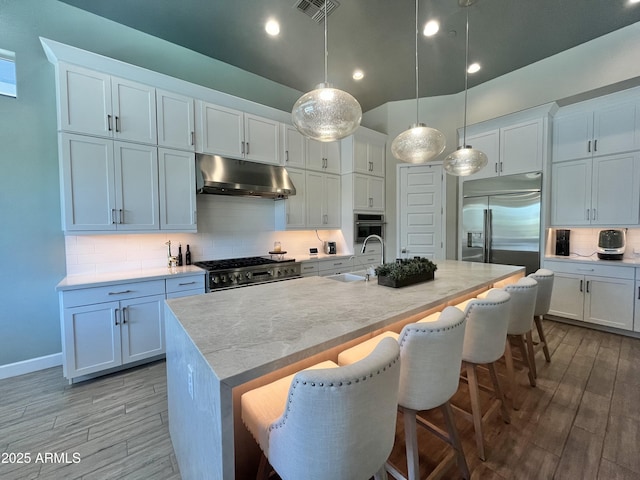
194,256,300,291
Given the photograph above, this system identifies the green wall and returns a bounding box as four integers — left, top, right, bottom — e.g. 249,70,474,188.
0,0,303,367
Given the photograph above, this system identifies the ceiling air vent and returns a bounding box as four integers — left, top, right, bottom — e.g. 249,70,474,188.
294,0,340,23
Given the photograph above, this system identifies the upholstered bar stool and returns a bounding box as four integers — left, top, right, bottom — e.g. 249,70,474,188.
241,337,401,480
527,269,554,376
456,289,511,461
338,307,469,480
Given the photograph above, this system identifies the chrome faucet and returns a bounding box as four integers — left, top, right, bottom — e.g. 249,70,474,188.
361,234,384,265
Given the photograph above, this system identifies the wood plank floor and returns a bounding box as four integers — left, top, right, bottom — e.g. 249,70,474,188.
1,319,639,479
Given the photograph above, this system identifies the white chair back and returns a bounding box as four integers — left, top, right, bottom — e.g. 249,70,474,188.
397,306,466,411
268,337,401,480
462,289,511,364
504,277,538,335
528,269,554,316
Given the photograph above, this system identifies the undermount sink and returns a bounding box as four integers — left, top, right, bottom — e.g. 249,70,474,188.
326,273,366,283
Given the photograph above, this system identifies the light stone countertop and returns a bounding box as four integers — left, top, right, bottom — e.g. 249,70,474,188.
544,254,640,267
165,260,523,386
56,265,206,291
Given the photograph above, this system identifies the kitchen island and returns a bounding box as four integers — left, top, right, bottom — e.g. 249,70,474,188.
164,260,524,479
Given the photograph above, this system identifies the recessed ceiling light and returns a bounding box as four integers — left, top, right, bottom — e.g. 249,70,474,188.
630,0,640,4
423,20,440,37
467,62,481,74
352,69,364,80
265,19,280,36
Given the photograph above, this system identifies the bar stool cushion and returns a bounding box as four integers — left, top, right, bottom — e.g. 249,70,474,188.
529,268,554,316
337,331,399,367
462,289,511,364
503,277,538,335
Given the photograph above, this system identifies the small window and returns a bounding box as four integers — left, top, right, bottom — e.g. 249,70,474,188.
0,49,17,98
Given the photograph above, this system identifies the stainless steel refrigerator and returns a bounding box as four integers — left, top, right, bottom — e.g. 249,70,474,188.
461,172,542,275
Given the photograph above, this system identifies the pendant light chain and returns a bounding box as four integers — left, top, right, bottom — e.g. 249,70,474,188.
324,0,328,84
462,6,470,147
414,0,419,125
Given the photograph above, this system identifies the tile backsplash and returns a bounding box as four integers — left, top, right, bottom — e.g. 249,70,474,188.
546,227,640,259
64,195,348,276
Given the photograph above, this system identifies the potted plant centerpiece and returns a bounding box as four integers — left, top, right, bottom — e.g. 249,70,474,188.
375,257,438,288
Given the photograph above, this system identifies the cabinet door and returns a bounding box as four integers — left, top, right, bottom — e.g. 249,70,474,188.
60,133,116,231
593,102,637,157
111,77,157,144
353,174,370,211
368,139,386,177
63,301,122,377
584,276,634,330
114,142,159,231
305,171,325,227
199,102,244,158
323,141,341,174
550,159,591,226
244,114,279,164
158,148,197,231
282,124,306,168
462,129,500,180
58,63,112,137
635,280,640,333
121,294,165,364
306,139,325,171
552,110,593,162
157,89,195,151
282,168,306,228
548,273,584,320
500,118,543,176
591,153,640,225
324,173,341,227
353,136,369,174
369,176,385,211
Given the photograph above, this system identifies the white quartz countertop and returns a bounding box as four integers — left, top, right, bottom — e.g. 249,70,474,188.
56,265,206,291
165,260,523,386
544,255,640,267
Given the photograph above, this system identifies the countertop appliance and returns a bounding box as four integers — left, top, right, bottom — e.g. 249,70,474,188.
461,172,542,275
324,241,337,254
555,229,571,256
194,256,301,291
354,213,385,244
597,229,626,260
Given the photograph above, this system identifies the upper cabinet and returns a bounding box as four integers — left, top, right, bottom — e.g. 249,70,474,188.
306,139,341,173
553,96,640,163
281,124,306,168
156,89,195,151
461,114,549,180
58,63,157,145
158,148,197,232
196,101,280,164
342,130,386,177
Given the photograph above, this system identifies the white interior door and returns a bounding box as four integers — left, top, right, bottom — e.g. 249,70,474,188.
398,165,443,260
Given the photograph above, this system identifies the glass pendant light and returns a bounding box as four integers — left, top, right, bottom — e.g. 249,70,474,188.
443,0,488,176
291,1,362,142
391,0,446,164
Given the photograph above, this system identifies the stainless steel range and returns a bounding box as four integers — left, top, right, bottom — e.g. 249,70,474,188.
194,256,301,291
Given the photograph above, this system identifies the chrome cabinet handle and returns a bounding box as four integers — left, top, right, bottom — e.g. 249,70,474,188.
109,289,133,295
594,139,597,152
107,115,112,131
121,307,127,324
119,209,123,224
586,280,590,293
285,150,289,162
115,116,120,132
592,208,596,221
190,131,194,146
579,279,583,292
178,281,197,286
494,163,498,173
586,209,590,221
115,308,120,326
588,140,591,153
246,142,250,154
111,208,116,224
241,141,245,154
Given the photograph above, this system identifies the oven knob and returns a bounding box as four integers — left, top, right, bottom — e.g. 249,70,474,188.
212,275,219,284
221,275,227,283
245,272,251,279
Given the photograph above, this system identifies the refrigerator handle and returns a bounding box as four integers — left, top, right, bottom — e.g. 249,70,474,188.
483,209,491,263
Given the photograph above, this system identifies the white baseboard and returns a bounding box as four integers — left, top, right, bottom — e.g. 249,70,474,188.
0,353,63,380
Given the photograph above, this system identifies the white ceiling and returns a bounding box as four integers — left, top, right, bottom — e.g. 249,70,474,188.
58,0,640,112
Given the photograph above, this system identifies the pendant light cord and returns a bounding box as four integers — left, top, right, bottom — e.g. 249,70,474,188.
324,0,328,84
414,0,419,124
462,6,470,146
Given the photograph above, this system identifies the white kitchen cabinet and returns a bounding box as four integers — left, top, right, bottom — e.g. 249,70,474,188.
553,98,639,163
60,133,159,232
318,258,354,276
635,276,640,333
58,63,157,144
197,102,279,164
342,131,386,177
545,260,634,331
158,148,197,231
166,274,205,299
299,261,320,277
60,280,166,381
306,171,341,228
281,124,306,168
551,152,640,226
458,129,499,180
274,168,306,229
306,139,341,173
352,174,384,212
156,89,195,151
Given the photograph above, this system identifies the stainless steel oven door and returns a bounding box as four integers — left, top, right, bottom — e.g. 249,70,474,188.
354,214,384,243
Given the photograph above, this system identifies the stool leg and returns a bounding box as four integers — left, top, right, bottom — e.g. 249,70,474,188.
514,334,536,388
465,362,486,461
535,315,551,362
487,362,511,425
503,339,518,410
525,330,537,381
441,402,470,480
256,453,269,480
403,408,420,480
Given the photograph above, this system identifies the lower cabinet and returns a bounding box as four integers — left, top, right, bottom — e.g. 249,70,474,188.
635,277,640,333
318,258,354,276
545,260,634,331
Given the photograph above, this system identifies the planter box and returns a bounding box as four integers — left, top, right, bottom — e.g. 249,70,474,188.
377,270,435,288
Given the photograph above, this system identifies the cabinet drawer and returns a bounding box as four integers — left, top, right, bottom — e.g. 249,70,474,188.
300,262,319,277
166,275,205,293
356,255,380,268
166,289,203,299
544,260,634,279
318,258,352,272
62,280,165,307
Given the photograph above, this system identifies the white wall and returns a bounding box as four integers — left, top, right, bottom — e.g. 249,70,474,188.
365,21,640,261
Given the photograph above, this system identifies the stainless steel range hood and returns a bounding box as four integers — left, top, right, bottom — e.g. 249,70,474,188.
196,154,296,199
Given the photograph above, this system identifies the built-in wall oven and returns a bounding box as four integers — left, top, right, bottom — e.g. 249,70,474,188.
354,213,385,243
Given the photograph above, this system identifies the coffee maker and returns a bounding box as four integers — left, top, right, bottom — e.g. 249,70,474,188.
555,229,570,256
